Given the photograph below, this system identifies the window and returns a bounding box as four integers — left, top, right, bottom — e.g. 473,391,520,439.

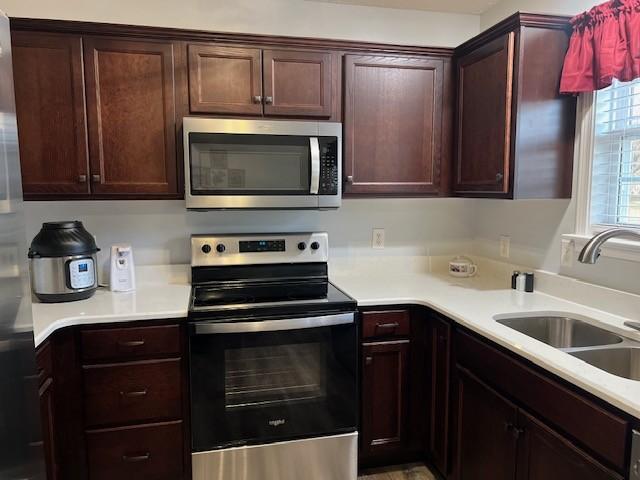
590,78,640,230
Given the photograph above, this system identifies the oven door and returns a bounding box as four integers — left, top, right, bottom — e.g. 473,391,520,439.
189,313,357,452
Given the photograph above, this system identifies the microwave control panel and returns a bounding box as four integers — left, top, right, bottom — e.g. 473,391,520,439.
319,138,338,195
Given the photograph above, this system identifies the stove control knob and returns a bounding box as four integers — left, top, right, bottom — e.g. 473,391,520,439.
216,244,226,253
298,242,307,251
201,244,212,254
310,241,320,251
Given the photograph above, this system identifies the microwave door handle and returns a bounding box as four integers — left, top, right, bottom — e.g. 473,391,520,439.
193,312,354,335
310,137,320,194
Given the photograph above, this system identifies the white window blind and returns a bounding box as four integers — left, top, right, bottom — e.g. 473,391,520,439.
591,78,640,229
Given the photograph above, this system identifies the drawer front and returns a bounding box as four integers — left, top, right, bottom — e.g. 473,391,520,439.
456,331,629,471
36,340,53,382
81,324,181,362
83,359,182,427
87,421,183,480
362,310,410,339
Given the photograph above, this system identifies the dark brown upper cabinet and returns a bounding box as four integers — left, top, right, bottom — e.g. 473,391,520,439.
343,54,449,196
263,49,332,117
188,45,263,115
84,37,178,196
188,45,334,118
454,14,577,199
11,32,90,197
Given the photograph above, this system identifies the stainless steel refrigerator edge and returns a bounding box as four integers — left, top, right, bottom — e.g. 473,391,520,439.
0,10,46,479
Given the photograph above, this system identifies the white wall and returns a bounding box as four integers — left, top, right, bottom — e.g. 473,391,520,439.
473,0,640,296
481,0,593,28
24,199,476,273
0,0,479,47
12,0,481,277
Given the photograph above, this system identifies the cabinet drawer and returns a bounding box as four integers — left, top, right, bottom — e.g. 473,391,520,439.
83,359,182,427
87,421,183,480
456,331,629,470
81,324,181,362
362,310,410,339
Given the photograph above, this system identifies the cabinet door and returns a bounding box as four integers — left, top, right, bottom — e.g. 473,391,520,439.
84,38,178,196
344,55,444,196
263,49,332,118
454,366,518,480
361,340,410,459
39,378,58,480
517,411,622,480
11,32,90,197
454,33,515,195
188,44,262,115
429,316,451,475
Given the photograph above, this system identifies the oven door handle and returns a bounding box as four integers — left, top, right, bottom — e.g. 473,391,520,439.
310,137,320,195
193,312,354,335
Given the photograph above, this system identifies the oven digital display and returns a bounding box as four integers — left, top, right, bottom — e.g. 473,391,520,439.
239,240,286,253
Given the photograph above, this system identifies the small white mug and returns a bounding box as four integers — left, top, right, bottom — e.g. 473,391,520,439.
449,256,478,278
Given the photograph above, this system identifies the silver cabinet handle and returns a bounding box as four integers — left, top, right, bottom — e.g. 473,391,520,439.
122,453,150,463
265,96,273,104
91,174,101,183
120,389,148,398
194,313,354,334
347,175,354,184
310,137,320,195
496,173,504,183
252,95,262,104
78,174,87,183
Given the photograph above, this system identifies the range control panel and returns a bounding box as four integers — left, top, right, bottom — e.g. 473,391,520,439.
192,233,329,267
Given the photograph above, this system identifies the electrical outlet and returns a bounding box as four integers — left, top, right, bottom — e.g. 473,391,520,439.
372,228,385,249
499,235,511,258
561,239,575,267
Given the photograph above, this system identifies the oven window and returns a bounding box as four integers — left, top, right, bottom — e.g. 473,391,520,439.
189,133,311,195
225,343,325,410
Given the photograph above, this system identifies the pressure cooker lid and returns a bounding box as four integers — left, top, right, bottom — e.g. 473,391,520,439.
28,221,99,258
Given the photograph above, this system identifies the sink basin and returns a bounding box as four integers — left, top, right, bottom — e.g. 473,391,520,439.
570,347,640,381
496,316,624,348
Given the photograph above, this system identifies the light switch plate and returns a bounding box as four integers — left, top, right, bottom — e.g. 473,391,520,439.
500,236,510,258
372,228,385,249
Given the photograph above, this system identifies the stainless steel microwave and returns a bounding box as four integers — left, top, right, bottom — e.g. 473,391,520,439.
183,118,342,210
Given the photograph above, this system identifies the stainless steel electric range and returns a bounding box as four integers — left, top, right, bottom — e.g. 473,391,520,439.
188,232,358,480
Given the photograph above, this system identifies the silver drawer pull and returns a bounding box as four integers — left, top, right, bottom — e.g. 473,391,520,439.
122,453,150,463
120,389,148,398
376,322,400,329
118,340,145,347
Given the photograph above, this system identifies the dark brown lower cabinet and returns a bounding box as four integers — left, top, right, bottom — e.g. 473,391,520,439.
86,421,183,480
428,314,451,475
39,377,58,480
360,340,410,460
454,366,622,480
454,367,519,480
517,412,622,480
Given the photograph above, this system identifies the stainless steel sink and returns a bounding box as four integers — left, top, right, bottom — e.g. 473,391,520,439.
569,347,640,381
496,316,624,348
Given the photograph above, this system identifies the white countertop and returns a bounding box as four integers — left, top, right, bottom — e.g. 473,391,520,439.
330,255,640,419
30,256,640,419
31,265,191,347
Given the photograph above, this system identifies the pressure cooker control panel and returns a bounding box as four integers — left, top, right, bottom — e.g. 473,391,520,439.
67,257,96,289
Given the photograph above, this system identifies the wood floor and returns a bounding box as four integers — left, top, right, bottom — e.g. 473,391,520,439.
358,463,436,480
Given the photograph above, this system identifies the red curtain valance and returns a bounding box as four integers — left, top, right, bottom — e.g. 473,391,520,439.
560,0,640,94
